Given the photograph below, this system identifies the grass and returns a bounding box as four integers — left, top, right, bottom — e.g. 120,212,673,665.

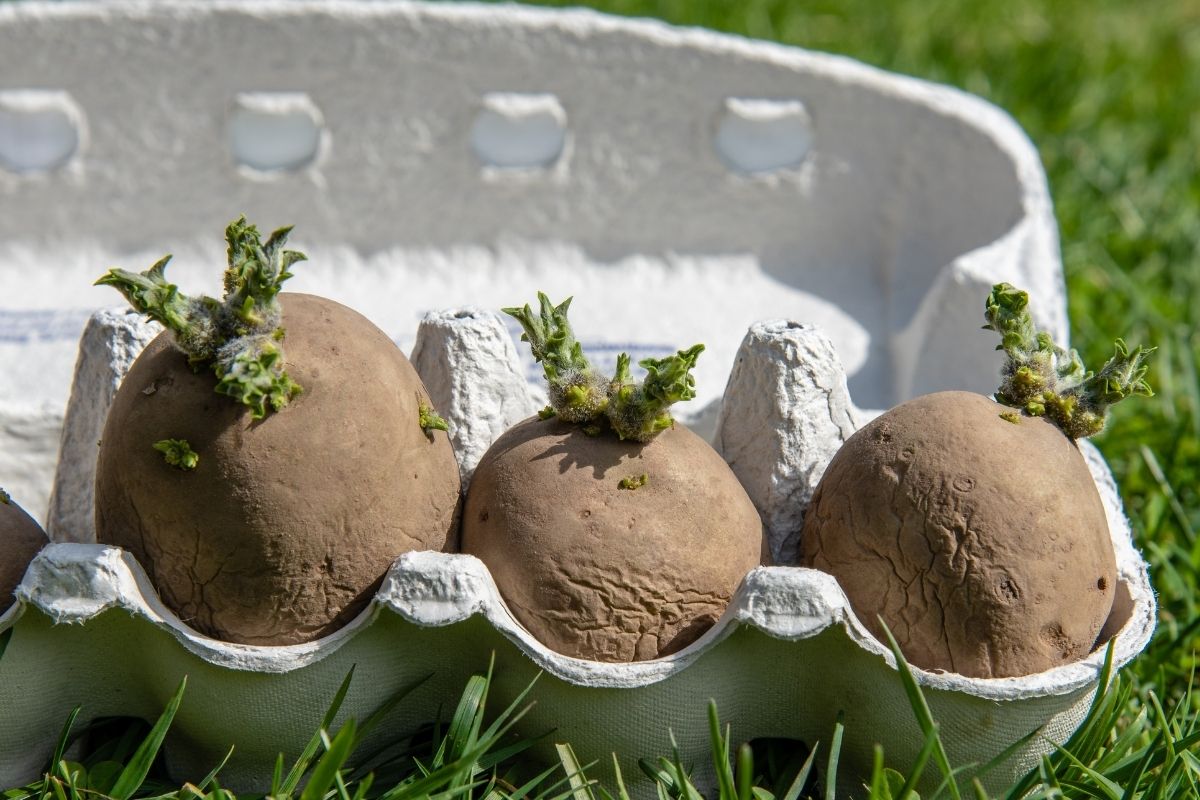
5,0,1198,797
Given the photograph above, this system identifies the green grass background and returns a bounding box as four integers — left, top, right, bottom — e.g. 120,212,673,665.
511,0,1200,707
4,1,1197,796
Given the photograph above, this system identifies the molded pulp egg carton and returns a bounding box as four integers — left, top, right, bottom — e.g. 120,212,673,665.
0,1,1154,796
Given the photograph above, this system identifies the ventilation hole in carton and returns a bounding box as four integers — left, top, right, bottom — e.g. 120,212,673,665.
470,92,566,169
715,98,813,174
229,92,325,174
0,90,82,174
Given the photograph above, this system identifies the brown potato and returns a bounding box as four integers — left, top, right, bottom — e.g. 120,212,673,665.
462,417,765,662
95,293,461,645
1,493,48,614
800,391,1117,678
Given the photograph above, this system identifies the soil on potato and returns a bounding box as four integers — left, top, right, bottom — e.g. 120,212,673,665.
95,293,461,646
462,417,766,663
1,499,48,613
800,391,1117,678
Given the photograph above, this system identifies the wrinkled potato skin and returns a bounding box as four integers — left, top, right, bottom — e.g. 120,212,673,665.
800,391,1116,678
1,499,49,613
462,417,766,662
95,293,461,645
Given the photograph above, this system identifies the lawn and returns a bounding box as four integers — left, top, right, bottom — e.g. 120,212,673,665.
5,1,1198,798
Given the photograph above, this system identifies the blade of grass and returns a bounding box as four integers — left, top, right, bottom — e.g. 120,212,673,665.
271,752,285,796
475,733,544,773
54,761,82,799
300,721,358,800
870,745,891,800
357,673,433,742
610,754,634,800
195,747,234,793
825,711,844,800
1038,755,1062,796
897,723,940,799
736,743,754,800
378,730,527,800
476,668,541,747
279,666,357,796
508,757,573,800
665,732,703,800
332,771,352,800
349,771,374,800
877,619,962,800
1043,743,1122,800
173,781,204,800
709,702,737,800
555,742,597,800
780,743,817,800
1140,445,1196,543
44,705,81,789
109,676,187,800
965,724,1042,788
639,757,677,790
446,675,488,762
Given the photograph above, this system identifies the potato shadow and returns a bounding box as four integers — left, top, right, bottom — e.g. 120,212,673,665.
486,417,648,480
531,433,648,480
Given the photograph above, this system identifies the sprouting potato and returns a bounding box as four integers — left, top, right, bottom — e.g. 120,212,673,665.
800,284,1152,678
93,219,461,645
462,294,766,662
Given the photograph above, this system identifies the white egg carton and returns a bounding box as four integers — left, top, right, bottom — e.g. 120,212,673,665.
0,0,1154,796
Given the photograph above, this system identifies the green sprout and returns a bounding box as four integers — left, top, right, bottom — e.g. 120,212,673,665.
503,293,608,423
418,401,450,433
607,345,704,441
504,292,704,442
153,439,199,471
618,473,649,490
984,282,1153,438
96,217,305,419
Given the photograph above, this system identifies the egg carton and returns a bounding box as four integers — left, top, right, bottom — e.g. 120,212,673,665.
0,0,1154,796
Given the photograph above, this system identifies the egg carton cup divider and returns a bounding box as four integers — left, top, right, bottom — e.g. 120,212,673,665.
0,0,1153,796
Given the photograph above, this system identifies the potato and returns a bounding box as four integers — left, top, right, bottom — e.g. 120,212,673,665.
0,490,48,614
95,292,460,644
798,283,1150,678
800,391,1116,678
463,417,764,662
93,220,460,645
460,293,766,662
